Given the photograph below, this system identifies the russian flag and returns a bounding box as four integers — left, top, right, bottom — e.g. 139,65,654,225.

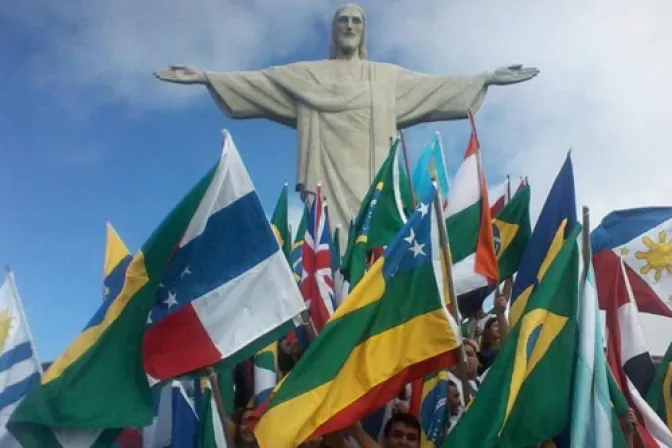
142,130,307,382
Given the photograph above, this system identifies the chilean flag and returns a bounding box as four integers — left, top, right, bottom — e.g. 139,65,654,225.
592,207,672,318
300,184,335,333
142,131,306,382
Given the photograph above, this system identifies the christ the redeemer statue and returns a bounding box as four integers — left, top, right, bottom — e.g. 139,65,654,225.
155,4,538,242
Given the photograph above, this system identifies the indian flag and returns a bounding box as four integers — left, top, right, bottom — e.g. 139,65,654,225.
445,119,498,298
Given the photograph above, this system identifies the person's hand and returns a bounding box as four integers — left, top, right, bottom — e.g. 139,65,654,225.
494,291,507,314
154,65,207,84
486,64,539,86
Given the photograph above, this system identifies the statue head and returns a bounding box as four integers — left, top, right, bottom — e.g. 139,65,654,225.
329,4,367,60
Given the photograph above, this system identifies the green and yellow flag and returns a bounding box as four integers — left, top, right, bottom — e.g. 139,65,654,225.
341,138,412,288
255,186,460,447
646,342,672,432
271,183,292,262
443,223,581,448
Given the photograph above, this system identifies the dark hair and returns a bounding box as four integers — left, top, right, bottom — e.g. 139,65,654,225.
447,380,458,389
383,412,421,438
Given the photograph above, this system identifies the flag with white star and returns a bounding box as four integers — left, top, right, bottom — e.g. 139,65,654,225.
142,130,306,383
255,184,462,447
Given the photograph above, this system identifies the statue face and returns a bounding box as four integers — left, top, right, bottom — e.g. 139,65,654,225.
334,5,364,56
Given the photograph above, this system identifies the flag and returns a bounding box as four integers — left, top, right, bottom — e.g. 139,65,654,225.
253,342,277,407
103,222,132,303
142,130,306,382
341,137,411,289
420,370,450,447
198,368,234,448
299,184,335,333
569,259,618,447
646,342,672,433
102,225,145,448
445,118,498,298
331,227,348,309
290,205,309,284
591,207,672,318
443,222,582,447
489,177,525,218
509,153,576,328
198,372,232,448
457,184,532,318
270,183,292,262
9,142,224,444
254,185,462,447
412,133,449,208
595,254,672,446
0,271,42,448
143,380,202,447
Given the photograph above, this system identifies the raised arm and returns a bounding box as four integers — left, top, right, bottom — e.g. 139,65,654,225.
154,65,298,128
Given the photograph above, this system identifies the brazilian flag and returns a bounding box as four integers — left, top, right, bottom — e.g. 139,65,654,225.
444,223,581,447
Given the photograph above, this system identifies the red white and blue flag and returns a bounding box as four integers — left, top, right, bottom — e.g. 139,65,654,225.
592,207,672,318
142,130,306,383
300,184,335,333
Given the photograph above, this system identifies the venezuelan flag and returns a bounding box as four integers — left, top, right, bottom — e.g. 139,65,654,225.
509,153,577,328
254,185,462,448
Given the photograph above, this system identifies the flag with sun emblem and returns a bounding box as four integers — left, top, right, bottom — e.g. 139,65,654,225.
591,207,672,318
0,271,42,448
443,222,581,448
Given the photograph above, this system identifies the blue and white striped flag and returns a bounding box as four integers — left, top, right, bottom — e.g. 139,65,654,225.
0,270,42,447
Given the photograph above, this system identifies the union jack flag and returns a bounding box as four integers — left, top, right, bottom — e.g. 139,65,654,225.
300,184,335,333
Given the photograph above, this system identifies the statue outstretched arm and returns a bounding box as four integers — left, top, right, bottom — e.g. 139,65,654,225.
395,64,538,129
154,65,297,128
154,66,207,84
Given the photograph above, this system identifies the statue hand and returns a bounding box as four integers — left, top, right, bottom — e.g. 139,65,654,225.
154,65,206,84
486,64,539,86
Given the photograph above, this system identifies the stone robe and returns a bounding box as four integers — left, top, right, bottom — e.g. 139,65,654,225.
205,59,488,242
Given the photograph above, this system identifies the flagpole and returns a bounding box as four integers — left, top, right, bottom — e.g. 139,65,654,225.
506,174,511,202
206,367,236,447
398,131,417,208
430,185,473,405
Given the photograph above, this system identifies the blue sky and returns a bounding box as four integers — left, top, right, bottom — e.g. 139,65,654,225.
3,0,672,360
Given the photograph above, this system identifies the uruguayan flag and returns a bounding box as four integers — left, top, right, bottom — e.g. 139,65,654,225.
0,271,41,447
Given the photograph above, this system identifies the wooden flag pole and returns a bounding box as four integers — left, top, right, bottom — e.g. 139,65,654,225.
206,367,236,447
431,186,473,405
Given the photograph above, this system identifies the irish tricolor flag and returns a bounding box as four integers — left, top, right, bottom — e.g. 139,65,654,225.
445,116,498,297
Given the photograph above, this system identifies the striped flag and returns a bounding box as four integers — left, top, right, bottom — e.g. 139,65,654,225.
254,185,462,447
142,130,306,382
0,271,42,448
300,184,335,333
446,115,498,298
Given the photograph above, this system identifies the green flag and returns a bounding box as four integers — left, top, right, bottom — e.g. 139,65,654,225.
198,367,235,448
341,138,412,287
646,342,672,432
9,166,217,447
271,183,292,262
290,205,309,283
444,224,581,448
493,184,532,280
